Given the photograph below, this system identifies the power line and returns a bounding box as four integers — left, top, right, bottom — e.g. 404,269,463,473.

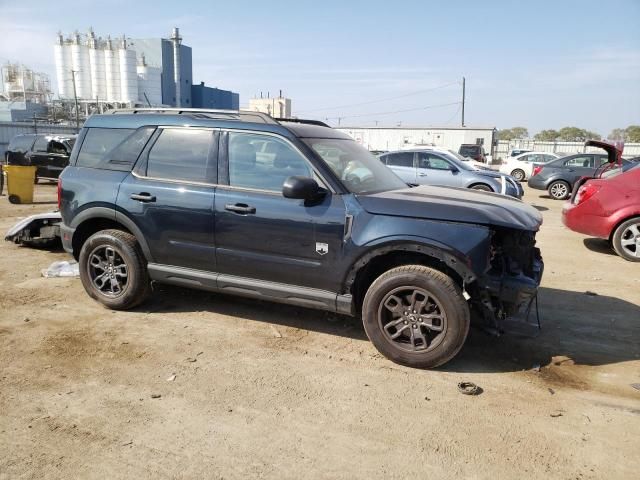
298,81,460,114
325,101,461,121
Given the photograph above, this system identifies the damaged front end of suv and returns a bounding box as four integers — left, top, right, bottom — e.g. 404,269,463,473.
470,226,543,332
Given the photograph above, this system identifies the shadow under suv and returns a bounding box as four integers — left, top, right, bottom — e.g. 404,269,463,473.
59,108,543,369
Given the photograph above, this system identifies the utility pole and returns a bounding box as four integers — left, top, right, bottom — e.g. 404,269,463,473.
70,69,80,131
461,76,466,127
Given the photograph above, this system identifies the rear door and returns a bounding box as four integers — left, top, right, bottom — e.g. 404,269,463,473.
116,127,218,272
381,152,416,183
562,155,596,184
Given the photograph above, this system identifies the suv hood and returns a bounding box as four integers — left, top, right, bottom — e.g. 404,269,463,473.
357,186,542,231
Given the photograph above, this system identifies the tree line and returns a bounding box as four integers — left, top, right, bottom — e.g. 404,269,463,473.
498,125,640,142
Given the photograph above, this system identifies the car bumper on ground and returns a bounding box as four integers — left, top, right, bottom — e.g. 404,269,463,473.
561,202,610,239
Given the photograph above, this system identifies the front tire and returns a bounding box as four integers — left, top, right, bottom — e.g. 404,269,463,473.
612,218,640,262
79,229,151,310
548,180,570,200
470,184,493,192
362,265,470,369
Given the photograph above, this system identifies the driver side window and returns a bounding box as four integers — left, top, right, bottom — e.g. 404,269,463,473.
418,153,451,170
228,132,314,192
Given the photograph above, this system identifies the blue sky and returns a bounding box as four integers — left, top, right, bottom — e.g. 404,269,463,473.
1,0,639,135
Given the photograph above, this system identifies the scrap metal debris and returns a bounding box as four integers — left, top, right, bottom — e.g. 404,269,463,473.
631,383,640,391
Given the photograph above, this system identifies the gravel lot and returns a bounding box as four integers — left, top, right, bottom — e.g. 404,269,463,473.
1,183,639,480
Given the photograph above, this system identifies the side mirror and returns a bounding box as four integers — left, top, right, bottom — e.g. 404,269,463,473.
449,165,459,173
282,176,324,201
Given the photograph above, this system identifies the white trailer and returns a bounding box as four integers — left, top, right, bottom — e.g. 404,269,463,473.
338,126,497,159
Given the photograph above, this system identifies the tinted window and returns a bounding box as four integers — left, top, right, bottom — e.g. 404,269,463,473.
542,154,556,162
385,152,414,168
77,128,134,168
49,140,68,155
459,145,479,156
564,156,593,168
8,135,35,152
229,132,313,191
107,127,154,166
33,136,49,152
147,128,213,183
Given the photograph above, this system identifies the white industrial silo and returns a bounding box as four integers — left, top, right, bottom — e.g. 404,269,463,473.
88,30,106,101
136,54,162,105
70,32,92,99
104,37,120,102
118,37,137,104
53,33,71,98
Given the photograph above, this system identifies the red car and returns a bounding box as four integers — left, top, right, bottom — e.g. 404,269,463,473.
562,158,640,261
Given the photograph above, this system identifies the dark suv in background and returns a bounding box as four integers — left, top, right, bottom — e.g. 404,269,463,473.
4,133,76,182
458,144,487,163
58,108,543,369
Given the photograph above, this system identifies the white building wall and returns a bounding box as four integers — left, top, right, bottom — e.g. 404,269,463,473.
338,127,496,153
248,97,291,117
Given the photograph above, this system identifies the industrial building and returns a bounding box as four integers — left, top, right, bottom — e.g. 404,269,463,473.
338,126,497,156
248,93,292,118
53,27,239,110
191,82,239,110
0,63,51,121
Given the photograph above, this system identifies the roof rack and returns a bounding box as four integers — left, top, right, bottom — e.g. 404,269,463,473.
109,108,279,125
275,118,330,128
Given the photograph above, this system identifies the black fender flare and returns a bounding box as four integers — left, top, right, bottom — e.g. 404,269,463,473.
342,238,478,294
70,207,154,262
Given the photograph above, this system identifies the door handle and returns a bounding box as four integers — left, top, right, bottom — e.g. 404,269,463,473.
225,203,256,214
418,173,428,177
130,192,156,202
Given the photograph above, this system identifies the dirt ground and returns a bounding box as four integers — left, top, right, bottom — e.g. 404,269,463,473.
0,183,638,480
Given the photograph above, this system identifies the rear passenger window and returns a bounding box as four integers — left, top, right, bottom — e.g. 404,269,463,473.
146,128,213,183
77,128,134,168
9,135,35,152
386,152,414,168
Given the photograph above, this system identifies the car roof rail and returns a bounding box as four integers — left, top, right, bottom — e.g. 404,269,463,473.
275,118,331,128
108,108,279,125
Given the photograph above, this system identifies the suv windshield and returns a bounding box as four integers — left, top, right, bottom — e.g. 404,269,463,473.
303,138,407,194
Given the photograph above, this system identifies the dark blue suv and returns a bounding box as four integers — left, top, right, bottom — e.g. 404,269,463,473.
59,108,543,368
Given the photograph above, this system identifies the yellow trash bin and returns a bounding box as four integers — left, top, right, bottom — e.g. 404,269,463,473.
3,165,37,204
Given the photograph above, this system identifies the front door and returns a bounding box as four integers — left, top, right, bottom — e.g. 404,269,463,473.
214,130,345,292
416,152,464,187
116,127,218,272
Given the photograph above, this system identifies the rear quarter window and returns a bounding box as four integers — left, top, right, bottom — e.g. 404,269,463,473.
76,127,154,170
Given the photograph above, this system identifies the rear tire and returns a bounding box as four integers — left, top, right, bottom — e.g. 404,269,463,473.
470,184,493,192
511,169,525,182
79,229,151,310
612,218,640,262
362,265,470,369
548,180,570,200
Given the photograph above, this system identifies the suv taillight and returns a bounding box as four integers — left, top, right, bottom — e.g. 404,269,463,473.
574,183,601,205
532,165,543,176
57,178,62,210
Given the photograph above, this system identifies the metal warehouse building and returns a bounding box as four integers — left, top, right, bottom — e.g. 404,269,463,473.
338,126,497,155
